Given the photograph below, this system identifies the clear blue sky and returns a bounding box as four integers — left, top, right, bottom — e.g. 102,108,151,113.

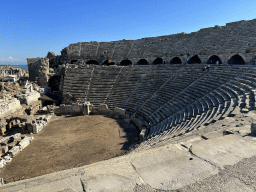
0,0,255,65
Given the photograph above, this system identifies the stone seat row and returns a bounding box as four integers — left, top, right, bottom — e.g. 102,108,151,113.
142,66,242,125
137,69,256,150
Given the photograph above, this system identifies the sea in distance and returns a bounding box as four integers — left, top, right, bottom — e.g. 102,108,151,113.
0,64,28,70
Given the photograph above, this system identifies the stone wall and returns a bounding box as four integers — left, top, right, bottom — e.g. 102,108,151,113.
0,98,21,117
54,102,92,116
60,19,256,65
27,57,41,81
27,57,49,86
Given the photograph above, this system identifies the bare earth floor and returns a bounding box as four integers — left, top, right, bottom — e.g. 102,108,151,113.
0,115,131,184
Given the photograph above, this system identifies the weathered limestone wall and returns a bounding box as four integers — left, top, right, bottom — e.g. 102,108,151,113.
0,98,21,117
27,57,41,81
54,102,92,116
61,19,256,65
27,57,49,86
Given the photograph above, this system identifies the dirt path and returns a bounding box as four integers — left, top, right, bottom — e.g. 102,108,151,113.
0,115,131,183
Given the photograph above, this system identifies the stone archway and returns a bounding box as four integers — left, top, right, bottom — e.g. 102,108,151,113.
153,57,163,64
207,55,222,64
86,60,99,65
188,55,201,64
228,54,245,65
120,59,132,66
137,59,149,65
170,57,182,64
48,75,61,92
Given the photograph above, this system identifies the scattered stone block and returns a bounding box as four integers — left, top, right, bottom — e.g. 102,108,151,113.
241,108,249,113
1,145,8,154
3,154,12,163
251,123,256,136
0,126,6,136
8,146,21,157
139,128,148,142
26,121,35,133
98,104,108,111
12,133,21,142
0,159,6,168
114,107,126,115
18,136,31,150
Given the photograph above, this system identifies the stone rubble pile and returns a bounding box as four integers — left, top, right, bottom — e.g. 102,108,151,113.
26,114,53,134
15,84,40,105
0,133,34,168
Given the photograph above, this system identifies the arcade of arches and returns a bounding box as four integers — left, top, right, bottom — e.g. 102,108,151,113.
188,55,201,64
120,59,132,66
137,59,149,65
228,54,245,65
153,58,163,64
170,57,182,64
207,55,222,64
80,54,247,66
86,60,99,65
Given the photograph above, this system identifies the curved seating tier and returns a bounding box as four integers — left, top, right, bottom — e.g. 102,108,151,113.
63,64,256,151
137,67,256,151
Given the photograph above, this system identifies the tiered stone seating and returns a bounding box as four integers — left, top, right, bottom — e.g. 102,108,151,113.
136,66,250,150
112,40,135,59
173,32,196,55
105,66,151,110
200,26,228,53
127,38,150,58
96,41,118,59
142,36,163,58
135,65,206,120
185,27,220,54
62,66,94,102
218,20,247,53
162,33,185,56
145,34,179,58
62,64,256,154
122,65,179,113
80,41,99,57
87,66,122,107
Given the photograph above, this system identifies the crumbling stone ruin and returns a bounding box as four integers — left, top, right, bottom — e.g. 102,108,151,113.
0,75,55,172
25,18,256,143
0,133,34,169
1,18,256,191
0,65,28,82
0,80,53,136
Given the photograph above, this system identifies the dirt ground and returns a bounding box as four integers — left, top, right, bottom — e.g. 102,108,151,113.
0,114,135,184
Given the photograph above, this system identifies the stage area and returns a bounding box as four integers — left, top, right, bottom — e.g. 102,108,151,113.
0,114,135,183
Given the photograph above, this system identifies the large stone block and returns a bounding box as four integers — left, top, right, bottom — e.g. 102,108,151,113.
3,154,12,163
0,98,21,116
251,123,256,136
114,107,126,115
98,104,108,111
27,121,36,133
0,159,6,168
18,136,32,150
0,126,6,136
8,146,21,157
